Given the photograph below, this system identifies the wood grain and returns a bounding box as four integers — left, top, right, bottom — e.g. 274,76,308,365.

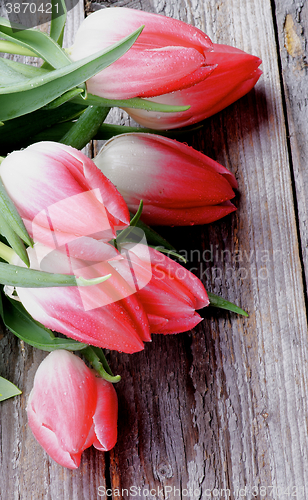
273,0,308,291
1,0,308,498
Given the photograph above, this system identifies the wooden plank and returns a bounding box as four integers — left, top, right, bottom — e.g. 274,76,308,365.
1,0,308,498
273,0,308,295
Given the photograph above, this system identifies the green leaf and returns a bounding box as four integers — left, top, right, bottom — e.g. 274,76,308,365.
130,215,175,250
0,57,29,87
207,291,249,317
0,178,32,246
22,121,73,145
129,201,144,227
0,376,22,402
0,26,144,122
0,261,111,288
116,201,144,247
49,0,67,46
0,17,71,69
42,88,84,109
151,246,187,263
0,292,86,351
0,40,36,57
0,262,80,287
72,93,190,113
0,102,85,154
0,212,30,267
0,58,50,79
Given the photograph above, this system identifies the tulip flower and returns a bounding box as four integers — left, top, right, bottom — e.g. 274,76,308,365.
68,7,215,100
94,133,238,226
13,244,151,354
68,8,261,126
112,244,210,334
0,141,130,260
27,350,118,469
124,44,262,129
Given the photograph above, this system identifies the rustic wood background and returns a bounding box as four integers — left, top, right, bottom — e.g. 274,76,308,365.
1,0,308,498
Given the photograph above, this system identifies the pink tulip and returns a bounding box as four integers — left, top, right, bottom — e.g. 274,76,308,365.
69,7,215,99
27,350,118,469
94,133,238,226
14,244,151,354
0,142,130,260
69,8,261,125
112,244,210,334
125,43,262,129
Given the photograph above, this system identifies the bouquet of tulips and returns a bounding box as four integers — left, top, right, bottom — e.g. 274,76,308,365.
0,0,261,469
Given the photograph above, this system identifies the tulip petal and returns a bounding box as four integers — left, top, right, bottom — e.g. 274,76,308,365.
151,312,204,334
92,378,118,452
17,284,147,353
15,243,150,353
86,48,215,100
130,201,237,226
0,142,130,252
70,7,213,99
112,245,209,334
70,7,212,55
27,402,81,469
26,351,99,468
148,248,209,309
124,45,262,129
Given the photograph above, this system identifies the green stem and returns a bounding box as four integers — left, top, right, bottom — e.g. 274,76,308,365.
81,346,121,384
0,241,17,264
59,106,110,150
0,41,37,57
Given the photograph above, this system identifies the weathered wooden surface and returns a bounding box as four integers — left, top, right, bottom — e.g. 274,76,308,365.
1,0,308,498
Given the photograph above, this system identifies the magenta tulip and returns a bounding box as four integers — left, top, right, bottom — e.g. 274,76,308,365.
125,44,262,129
69,7,214,100
94,133,238,226
27,350,118,469
14,244,151,354
0,142,130,259
112,244,209,334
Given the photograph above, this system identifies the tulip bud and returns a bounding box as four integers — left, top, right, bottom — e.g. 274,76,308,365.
69,8,261,127
27,350,118,469
111,244,210,334
94,133,237,226
69,7,214,100
14,243,151,353
124,44,262,129
0,142,130,260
